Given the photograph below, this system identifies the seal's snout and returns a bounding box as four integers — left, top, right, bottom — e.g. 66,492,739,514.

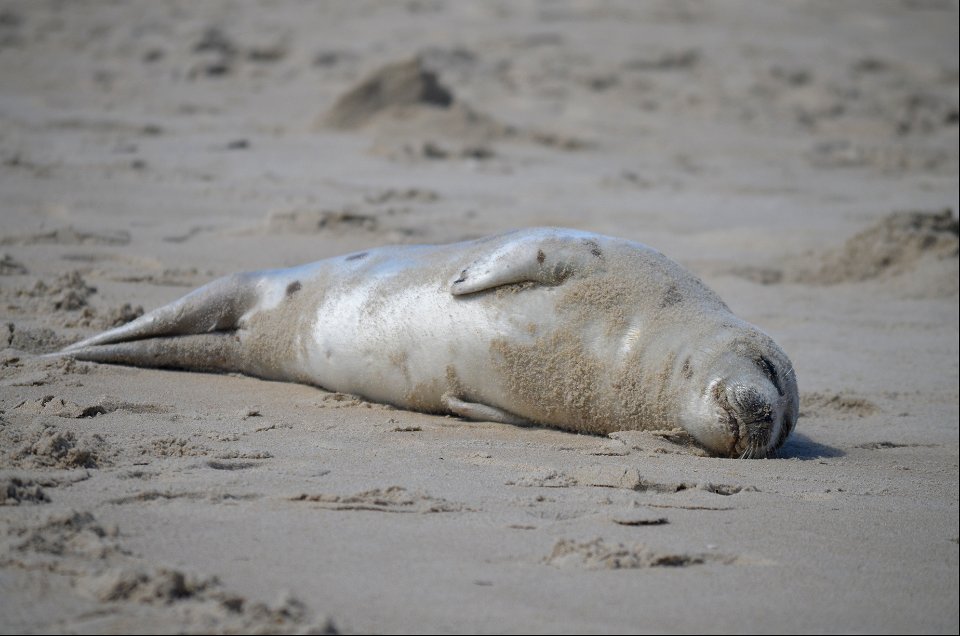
722,379,781,459
725,383,774,425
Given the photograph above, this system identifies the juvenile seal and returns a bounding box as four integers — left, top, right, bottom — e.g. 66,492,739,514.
60,228,798,458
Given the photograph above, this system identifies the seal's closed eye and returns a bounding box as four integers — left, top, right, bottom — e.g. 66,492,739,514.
757,355,784,397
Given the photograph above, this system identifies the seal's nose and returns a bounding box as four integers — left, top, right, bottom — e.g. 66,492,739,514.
725,383,773,424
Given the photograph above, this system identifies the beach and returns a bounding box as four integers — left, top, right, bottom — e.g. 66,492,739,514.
1,2,958,632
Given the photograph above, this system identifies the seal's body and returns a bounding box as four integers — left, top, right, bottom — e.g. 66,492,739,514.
62,228,798,458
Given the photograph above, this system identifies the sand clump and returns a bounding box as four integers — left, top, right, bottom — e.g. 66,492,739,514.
0,253,28,275
544,538,732,570
801,391,879,419
264,208,380,234
802,209,958,285
77,565,333,634
3,420,112,469
258,188,439,239
730,210,958,296
2,510,336,633
6,510,122,561
187,26,289,79
323,57,455,129
0,272,140,351
63,303,145,330
1,476,50,505
321,56,507,145
0,226,131,247
3,322,70,353
291,486,465,513
321,55,584,153
23,270,97,311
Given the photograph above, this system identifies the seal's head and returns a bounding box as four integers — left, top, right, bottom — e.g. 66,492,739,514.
680,329,799,458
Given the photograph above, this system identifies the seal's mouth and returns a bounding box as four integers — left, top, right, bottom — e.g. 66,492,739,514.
736,417,774,459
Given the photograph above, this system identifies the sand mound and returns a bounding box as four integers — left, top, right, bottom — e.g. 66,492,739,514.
805,209,958,284
324,57,454,129
321,56,591,157
733,210,959,296
320,56,515,146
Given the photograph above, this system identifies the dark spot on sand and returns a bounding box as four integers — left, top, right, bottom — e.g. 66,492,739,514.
855,441,929,450
346,252,368,261
207,460,258,471
681,357,693,379
537,249,546,264
285,280,302,296
660,284,682,308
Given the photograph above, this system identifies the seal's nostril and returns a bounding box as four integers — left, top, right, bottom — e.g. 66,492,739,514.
727,384,773,422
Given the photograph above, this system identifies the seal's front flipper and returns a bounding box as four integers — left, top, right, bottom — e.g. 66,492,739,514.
61,273,260,353
450,229,605,295
441,394,531,426
64,333,246,373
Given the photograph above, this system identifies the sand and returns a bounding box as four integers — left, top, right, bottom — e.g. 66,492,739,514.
1,1,957,633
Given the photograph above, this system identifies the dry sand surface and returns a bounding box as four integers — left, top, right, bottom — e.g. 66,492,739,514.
1,1,958,633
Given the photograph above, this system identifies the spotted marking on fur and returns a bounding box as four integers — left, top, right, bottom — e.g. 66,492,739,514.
583,239,603,258
660,284,682,308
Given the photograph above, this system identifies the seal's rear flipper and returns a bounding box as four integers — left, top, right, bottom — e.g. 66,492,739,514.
62,333,246,373
450,229,605,295
441,394,531,426
61,273,259,353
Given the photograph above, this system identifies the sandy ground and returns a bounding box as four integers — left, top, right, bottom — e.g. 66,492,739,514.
1,1,958,633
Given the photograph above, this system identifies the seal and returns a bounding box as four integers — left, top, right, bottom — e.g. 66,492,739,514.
60,228,798,458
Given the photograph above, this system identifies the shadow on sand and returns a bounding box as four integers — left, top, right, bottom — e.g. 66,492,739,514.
779,432,845,460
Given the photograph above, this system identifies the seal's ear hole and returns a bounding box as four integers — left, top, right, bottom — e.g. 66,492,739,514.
756,355,784,397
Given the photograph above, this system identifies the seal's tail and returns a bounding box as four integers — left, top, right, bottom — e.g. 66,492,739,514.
53,272,261,371
59,333,247,373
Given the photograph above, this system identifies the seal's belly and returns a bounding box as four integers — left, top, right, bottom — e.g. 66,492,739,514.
303,267,559,412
